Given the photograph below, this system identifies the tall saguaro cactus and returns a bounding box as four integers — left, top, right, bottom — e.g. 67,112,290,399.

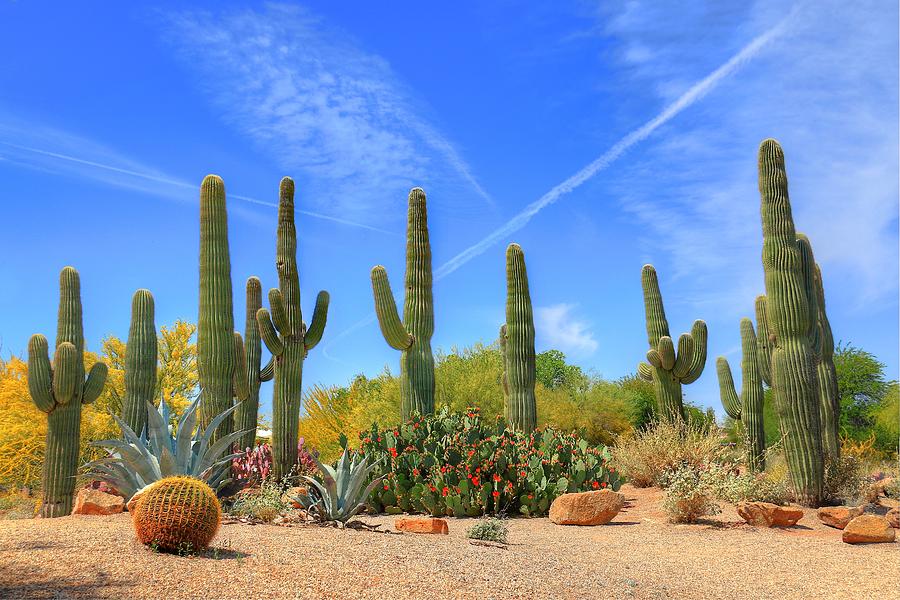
122,289,157,436
716,318,766,472
27,267,108,517
258,177,330,481
637,265,707,422
198,175,237,444
234,277,274,452
371,187,434,421
500,244,537,432
814,265,840,459
756,138,823,506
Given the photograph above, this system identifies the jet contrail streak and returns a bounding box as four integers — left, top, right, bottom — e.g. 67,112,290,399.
0,141,396,235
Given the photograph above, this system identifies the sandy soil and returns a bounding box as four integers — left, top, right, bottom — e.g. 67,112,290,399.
0,485,896,600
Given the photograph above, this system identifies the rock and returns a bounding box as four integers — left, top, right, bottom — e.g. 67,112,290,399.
886,507,899,529
842,515,896,544
817,505,864,529
282,486,307,509
549,490,625,526
73,488,125,516
736,502,803,527
395,517,449,534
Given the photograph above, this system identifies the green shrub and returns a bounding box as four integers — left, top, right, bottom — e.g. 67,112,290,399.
823,455,870,505
466,517,509,543
229,480,289,522
660,464,722,523
612,419,732,488
705,464,790,505
357,407,621,517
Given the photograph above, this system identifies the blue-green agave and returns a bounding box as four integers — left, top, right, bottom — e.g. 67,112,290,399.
84,397,246,499
295,446,383,525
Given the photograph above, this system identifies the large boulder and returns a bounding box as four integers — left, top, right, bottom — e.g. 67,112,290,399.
886,507,899,529
736,502,803,527
817,506,864,530
395,517,449,534
73,488,125,516
842,515,896,544
549,490,625,526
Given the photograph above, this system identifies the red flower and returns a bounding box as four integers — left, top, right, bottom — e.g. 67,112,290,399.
592,481,599,489
492,491,500,498
412,468,420,476
520,471,527,477
388,447,397,458
527,494,533,500
492,474,501,482
429,485,437,493
601,482,607,488
383,484,389,490
442,487,449,497
471,477,480,487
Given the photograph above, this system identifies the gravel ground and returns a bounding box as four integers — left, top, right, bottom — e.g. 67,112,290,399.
0,485,896,600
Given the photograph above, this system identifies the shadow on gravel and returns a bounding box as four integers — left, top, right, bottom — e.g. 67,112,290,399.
0,564,134,599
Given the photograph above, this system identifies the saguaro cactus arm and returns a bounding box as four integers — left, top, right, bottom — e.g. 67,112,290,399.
637,361,654,382
371,266,414,350
260,358,274,381
28,335,55,413
672,334,695,379
716,357,742,419
52,343,78,405
257,309,284,356
641,265,670,346
232,332,249,400
680,320,708,384
82,362,108,405
303,291,330,351
754,295,773,386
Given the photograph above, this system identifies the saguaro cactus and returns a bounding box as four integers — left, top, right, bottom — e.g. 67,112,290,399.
27,267,108,517
637,265,707,422
716,318,766,472
198,175,237,444
371,187,434,421
234,277,274,452
814,264,840,459
122,289,157,436
500,244,537,432
258,177,329,481
756,138,823,506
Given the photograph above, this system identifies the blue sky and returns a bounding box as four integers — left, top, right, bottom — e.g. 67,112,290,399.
1,1,897,419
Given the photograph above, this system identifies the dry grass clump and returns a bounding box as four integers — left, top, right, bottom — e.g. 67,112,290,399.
228,480,290,523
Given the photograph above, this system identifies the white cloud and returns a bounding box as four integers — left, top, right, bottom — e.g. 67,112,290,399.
535,303,599,356
165,4,492,220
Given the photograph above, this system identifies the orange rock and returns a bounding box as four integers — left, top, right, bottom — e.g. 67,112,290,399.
884,507,898,529
736,502,803,527
817,505,864,529
395,516,449,534
842,515,896,544
73,488,125,516
282,486,308,509
549,490,625,526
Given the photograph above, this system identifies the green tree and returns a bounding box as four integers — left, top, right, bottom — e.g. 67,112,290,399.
535,350,587,391
834,342,890,438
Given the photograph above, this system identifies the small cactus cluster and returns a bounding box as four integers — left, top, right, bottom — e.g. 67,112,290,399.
637,265,707,423
130,476,221,552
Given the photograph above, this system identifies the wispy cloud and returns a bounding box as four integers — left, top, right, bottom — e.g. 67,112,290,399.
535,303,598,356
603,0,898,308
165,4,493,220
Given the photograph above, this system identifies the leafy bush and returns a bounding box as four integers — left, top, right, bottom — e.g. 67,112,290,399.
705,463,790,505
661,464,722,523
823,454,870,505
229,479,289,522
232,439,318,486
612,419,731,488
357,407,621,518
466,518,509,543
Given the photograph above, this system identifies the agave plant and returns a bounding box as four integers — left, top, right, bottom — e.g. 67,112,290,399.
295,446,382,526
84,397,247,499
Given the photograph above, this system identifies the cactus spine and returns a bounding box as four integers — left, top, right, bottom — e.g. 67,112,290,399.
198,175,237,445
258,178,329,481
27,267,108,517
122,289,157,436
756,138,823,506
814,265,840,459
234,277,274,452
371,187,434,421
716,318,766,472
500,244,537,432
637,265,708,422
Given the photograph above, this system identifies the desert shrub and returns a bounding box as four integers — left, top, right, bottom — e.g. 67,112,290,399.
661,463,722,523
612,419,731,488
823,454,870,505
229,479,289,522
705,463,790,505
466,517,509,543
357,407,621,517
232,440,318,486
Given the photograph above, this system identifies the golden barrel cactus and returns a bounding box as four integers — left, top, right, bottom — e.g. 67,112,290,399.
131,476,221,552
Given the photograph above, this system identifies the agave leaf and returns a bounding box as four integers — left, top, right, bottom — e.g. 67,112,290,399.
198,429,250,475
111,414,157,470
335,448,350,500
157,444,177,477
193,402,240,465
175,400,198,474
145,400,173,459
346,478,384,520
93,439,161,485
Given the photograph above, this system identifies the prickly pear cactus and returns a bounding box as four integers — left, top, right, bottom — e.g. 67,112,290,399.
27,267,108,517
500,244,536,433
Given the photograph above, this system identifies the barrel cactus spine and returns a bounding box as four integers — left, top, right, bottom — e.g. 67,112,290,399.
198,174,237,444
371,187,435,421
716,318,766,472
258,177,329,481
637,265,707,423
27,266,108,517
501,243,536,433
757,138,823,506
234,277,274,452
131,476,221,552
122,289,157,436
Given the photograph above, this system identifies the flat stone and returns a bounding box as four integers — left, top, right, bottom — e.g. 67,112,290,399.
736,502,803,527
549,490,625,526
73,488,124,516
817,506,864,530
395,516,449,534
842,515,896,544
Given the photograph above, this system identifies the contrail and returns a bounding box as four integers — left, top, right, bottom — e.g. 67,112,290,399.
322,11,795,356
0,141,396,235
434,11,795,280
